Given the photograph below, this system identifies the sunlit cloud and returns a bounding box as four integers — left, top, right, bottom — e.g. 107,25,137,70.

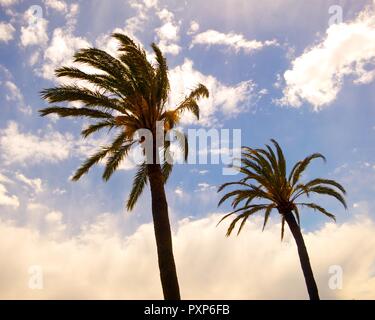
278,3,375,109
0,213,374,299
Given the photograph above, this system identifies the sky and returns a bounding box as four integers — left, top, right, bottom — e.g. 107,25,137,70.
0,0,375,299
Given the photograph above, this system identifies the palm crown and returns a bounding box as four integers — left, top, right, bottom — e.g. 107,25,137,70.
218,139,347,238
40,33,209,210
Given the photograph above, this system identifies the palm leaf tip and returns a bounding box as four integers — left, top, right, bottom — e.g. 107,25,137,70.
193,83,209,99
126,163,148,211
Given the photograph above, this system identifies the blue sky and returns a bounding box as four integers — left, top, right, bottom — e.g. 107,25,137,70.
0,0,375,299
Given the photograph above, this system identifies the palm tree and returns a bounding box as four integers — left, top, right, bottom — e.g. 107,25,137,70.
218,139,346,300
39,33,209,300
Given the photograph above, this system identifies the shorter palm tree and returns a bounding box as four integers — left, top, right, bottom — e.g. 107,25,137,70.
218,139,347,300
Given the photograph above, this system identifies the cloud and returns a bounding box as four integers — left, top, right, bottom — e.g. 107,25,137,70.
187,20,199,35
155,8,181,56
195,182,215,192
28,4,82,73
0,213,374,299
0,121,136,171
2,80,32,114
191,29,278,54
65,3,79,31
0,172,19,209
278,4,375,110
43,0,68,13
39,28,90,81
168,59,258,126
15,173,43,194
95,1,159,57
0,0,18,7
0,184,19,209
174,187,184,197
0,121,73,165
20,7,49,47
0,22,15,42
4,80,22,101
143,0,158,8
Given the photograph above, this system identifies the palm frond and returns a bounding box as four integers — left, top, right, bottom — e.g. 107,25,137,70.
300,186,347,209
262,205,274,231
226,205,268,236
71,147,110,181
281,216,286,241
39,106,113,119
297,178,346,194
289,153,326,186
103,142,134,181
218,181,251,193
293,205,301,226
40,86,124,113
151,42,169,106
189,83,209,100
176,97,200,120
55,66,133,100
73,47,129,83
81,120,116,138
297,203,336,221
270,139,287,178
126,163,148,211
161,161,173,183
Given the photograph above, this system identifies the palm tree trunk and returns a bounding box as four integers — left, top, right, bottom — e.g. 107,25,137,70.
284,212,320,300
147,163,181,300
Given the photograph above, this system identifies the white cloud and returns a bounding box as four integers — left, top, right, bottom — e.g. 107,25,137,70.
0,172,19,209
168,59,257,126
0,171,19,209
20,7,49,47
0,121,136,171
0,184,19,209
0,22,15,42
4,80,22,102
174,187,184,197
15,173,43,193
2,80,32,115
43,0,68,13
0,0,18,7
27,4,81,69
155,8,181,55
191,29,278,54
40,28,90,81
0,213,374,299
28,50,40,66
279,4,375,110
157,21,179,41
0,172,12,184
0,121,73,165
65,3,79,31
143,0,158,8
45,210,63,223
196,182,215,192
187,20,199,35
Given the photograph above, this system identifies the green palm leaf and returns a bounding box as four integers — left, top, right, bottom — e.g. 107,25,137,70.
126,163,148,211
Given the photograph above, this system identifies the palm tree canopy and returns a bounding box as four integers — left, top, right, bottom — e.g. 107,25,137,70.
39,33,209,210
218,139,347,238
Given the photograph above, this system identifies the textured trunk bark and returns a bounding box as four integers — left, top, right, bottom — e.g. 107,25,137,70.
148,163,181,300
284,212,320,300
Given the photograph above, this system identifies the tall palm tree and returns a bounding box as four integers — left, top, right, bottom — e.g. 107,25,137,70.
218,139,346,300
39,33,209,300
